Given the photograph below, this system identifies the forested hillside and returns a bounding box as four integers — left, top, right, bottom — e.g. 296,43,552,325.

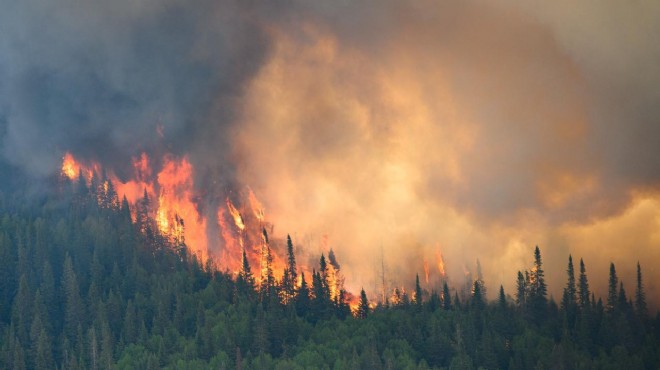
0,178,658,370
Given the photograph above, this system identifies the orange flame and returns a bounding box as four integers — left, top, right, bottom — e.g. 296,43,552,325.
248,187,265,222
436,251,446,278
60,152,98,181
226,198,246,231
60,152,325,289
61,153,79,180
155,156,208,259
423,257,430,284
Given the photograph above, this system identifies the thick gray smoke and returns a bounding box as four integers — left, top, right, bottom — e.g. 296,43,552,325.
0,0,267,181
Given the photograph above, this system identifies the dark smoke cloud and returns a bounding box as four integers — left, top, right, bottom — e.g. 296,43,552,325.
0,0,268,180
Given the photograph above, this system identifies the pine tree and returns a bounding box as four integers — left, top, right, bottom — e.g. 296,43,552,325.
607,262,618,313
259,228,275,302
286,235,297,279
471,280,485,311
561,255,578,327
12,275,31,344
442,281,452,310
498,285,507,310
281,235,297,305
516,271,526,308
296,271,310,317
63,254,84,342
578,258,590,309
618,282,628,312
35,328,54,370
414,274,423,306
238,248,255,295
635,262,647,320
319,254,330,300
357,288,369,319
528,246,547,322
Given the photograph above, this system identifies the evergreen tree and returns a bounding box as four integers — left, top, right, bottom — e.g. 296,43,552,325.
238,248,255,295
471,280,485,311
12,275,31,344
607,262,618,313
62,254,84,341
414,274,423,306
618,282,628,312
357,288,369,319
515,271,526,308
561,255,578,327
578,258,590,309
319,254,330,301
635,262,647,320
281,235,297,305
295,271,310,317
35,328,54,370
442,281,452,310
498,285,507,310
259,228,275,302
528,246,547,321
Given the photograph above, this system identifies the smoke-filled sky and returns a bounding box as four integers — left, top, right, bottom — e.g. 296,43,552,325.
1,0,659,303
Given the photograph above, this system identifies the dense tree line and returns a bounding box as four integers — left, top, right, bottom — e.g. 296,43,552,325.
0,175,658,369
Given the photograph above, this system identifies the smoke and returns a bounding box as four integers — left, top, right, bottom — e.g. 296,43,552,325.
0,0,268,180
1,0,659,303
233,0,660,301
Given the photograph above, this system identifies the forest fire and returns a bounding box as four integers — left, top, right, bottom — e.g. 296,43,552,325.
436,251,446,278
59,151,293,284
61,152,461,308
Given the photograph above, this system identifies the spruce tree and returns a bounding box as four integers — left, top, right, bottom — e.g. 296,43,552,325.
442,281,452,310
281,235,298,305
561,255,578,327
287,236,297,281
414,273,423,306
516,271,526,308
635,262,647,320
498,285,507,310
259,228,275,302
471,280,485,311
62,255,84,342
578,258,590,308
358,288,369,319
238,249,255,295
618,282,628,312
296,271,310,317
607,262,618,312
528,246,547,322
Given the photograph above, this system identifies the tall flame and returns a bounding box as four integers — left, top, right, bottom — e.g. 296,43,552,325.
61,153,79,180
60,151,456,307
436,250,446,278
226,198,246,231
248,187,265,222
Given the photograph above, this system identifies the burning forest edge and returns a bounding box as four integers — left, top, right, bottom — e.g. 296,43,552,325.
58,152,655,317
0,151,656,369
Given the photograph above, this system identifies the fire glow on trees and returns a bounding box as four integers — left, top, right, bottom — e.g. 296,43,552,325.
59,151,343,290
60,150,459,311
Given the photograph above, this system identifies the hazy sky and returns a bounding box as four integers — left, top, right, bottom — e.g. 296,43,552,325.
1,0,659,302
